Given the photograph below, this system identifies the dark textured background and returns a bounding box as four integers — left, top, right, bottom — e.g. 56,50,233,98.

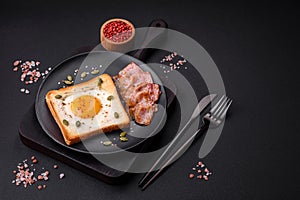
0,1,299,199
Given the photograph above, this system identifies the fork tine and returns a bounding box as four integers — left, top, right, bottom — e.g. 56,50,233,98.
215,97,230,118
212,96,227,116
210,95,225,113
219,99,232,119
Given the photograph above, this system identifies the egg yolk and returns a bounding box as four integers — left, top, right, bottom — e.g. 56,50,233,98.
71,95,101,118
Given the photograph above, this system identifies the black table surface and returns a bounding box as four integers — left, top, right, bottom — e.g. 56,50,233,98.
0,1,299,199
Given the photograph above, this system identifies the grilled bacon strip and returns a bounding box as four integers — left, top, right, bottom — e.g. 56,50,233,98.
113,62,161,125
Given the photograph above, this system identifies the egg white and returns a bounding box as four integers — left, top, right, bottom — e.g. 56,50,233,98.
54,87,126,136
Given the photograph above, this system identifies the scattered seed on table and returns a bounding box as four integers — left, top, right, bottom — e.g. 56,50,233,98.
13,60,20,66
103,141,112,146
66,75,72,82
188,160,212,182
11,60,52,95
59,173,65,179
189,173,195,179
91,69,99,75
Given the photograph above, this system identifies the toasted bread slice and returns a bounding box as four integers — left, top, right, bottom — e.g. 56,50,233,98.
46,74,130,145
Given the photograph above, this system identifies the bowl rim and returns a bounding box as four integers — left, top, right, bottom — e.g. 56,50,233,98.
100,18,135,45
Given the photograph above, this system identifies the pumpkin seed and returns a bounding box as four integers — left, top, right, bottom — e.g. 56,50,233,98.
80,71,87,78
114,112,119,118
91,69,99,75
75,121,81,127
67,75,72,81
107,95,114,101
103,141,112,146
120,131,127,137
64,80,72,85
62,119,69,126
98,78,103,87
120,136,128,142
55,94,62,99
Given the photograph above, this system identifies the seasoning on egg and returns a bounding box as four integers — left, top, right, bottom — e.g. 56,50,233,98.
107,95,114,101
98,78,103,87
55,95,62,99
62,119,69,126
114,112,119,118
75,121,81,127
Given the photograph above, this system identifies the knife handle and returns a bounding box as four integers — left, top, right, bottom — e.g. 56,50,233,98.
132,19,168,61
